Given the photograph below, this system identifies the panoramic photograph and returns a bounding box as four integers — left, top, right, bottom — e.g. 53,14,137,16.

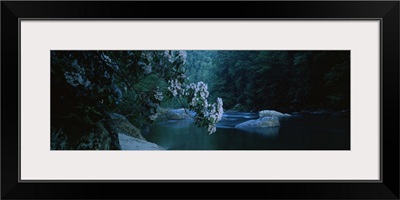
51,50,350,150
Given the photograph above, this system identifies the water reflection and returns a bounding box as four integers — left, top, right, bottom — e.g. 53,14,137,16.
141,113,350,150
142,120,218,150
234,127,279,137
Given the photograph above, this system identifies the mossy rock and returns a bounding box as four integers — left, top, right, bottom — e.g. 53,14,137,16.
235,116,280,128
108,113,146,140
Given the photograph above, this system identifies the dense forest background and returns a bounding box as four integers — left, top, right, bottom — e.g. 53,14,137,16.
184,51,350,112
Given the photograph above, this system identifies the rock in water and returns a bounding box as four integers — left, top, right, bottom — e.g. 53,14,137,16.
165,108,194,120
118,134,164,150
259,110,291,118
235,116,280,128
166,110,186,120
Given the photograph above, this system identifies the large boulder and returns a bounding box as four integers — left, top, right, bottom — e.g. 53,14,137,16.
166,109,193,120
52,113,153,150
166,110,187,120
259,110,291,118
93,122,121,150
108,113,165,150
235,116,280,128
108,113,146,140
154,108,194,121
76,121,121,150
118,134,164,150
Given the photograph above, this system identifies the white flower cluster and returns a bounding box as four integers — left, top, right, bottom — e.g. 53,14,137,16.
163,50,187,64
64,60,91,88
207,124,217,134
166,79,224,134
205,98,224,134
142,64,152,75
167,79,184,97
187,82,209,108
178,50,187,64
164,51,173,62
149,113,158,121
154,90,163,101
101,53,119,71
140,51,153,61
215,98,224,121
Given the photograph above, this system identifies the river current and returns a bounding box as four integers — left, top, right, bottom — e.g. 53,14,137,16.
141,112,350,150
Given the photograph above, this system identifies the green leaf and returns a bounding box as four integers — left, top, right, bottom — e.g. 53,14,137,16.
108,96,114,104
92,110,103,117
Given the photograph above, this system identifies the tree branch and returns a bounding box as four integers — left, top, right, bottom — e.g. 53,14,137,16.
176,96,196,120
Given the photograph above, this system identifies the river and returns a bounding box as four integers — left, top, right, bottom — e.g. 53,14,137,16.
141,112,350,150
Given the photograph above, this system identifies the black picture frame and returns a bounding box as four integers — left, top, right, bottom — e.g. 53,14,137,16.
2,1,399,199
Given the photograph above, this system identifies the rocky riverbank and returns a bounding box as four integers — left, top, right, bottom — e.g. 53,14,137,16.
109,113,164,150
118,133,164,150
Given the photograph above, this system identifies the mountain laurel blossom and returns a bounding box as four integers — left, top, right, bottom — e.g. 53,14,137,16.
167,79,183,97
154,91,163,101
149,113,158,121
167,79,224,134
164,50,187,64
64,60,92,89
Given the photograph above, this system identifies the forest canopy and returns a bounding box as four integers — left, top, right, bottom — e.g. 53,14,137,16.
186,50,350,112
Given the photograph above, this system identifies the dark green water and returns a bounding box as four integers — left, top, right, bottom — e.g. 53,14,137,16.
141,112,350,150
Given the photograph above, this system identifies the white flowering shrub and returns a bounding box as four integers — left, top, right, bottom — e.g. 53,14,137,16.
64,60,92,88
51,50,223,150
168,79,224,134
141,50,224,134
137,50,224,134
